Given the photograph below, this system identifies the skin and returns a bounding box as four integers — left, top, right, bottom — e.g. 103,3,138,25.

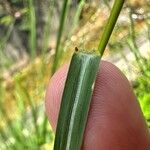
45,61,150,150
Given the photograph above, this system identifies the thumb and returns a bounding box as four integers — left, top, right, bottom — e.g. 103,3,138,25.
45,61,150,150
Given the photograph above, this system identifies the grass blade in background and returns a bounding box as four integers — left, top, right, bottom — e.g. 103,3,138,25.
28,0,36,59
52,0,71,74
127,7,148,75
0,23,14,70
69,0,85,37
42,0,55,55
64,0,86,52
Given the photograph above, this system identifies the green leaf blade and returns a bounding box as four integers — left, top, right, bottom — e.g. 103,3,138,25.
54,50,100,150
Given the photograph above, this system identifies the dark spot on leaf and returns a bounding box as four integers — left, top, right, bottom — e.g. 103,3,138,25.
75,47,78,52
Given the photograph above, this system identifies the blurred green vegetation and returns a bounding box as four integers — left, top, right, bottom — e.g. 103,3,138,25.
0,0,150,149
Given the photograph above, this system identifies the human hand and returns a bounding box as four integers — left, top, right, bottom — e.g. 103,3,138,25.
45,61,150,150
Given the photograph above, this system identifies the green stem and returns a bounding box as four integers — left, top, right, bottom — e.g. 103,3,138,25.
128,8,149,74
98,0,124,55
42,0,55,55
63,0,85,52
28,0,36,59
52,0,71,74
70,0,85,37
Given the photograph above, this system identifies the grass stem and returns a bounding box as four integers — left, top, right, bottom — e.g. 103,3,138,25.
52,0,71,74
98,0,124,55
28,0,36,59
42,0,55,55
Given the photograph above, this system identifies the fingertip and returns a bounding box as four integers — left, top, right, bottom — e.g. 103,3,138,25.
45,60,131,131
45,61,150,150
83,61,150,150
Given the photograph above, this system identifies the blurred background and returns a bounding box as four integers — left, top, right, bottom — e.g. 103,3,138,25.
0,0,150,149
